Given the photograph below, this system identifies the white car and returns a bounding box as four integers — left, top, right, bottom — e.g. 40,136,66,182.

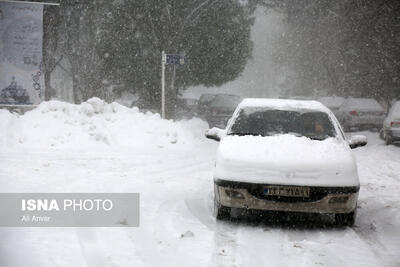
338,98,386,131
382,101,400,145
206,98,367,226
317,96,345,117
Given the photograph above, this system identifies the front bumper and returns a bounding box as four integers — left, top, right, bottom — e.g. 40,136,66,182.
214,179,359,214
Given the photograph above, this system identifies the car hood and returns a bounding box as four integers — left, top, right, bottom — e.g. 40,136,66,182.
214,134,359,187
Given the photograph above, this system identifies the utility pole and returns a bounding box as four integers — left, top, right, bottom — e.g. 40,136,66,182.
161,51,166,119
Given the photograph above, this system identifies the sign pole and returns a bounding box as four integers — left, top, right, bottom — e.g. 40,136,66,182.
161,51,166,119
161,52,184,119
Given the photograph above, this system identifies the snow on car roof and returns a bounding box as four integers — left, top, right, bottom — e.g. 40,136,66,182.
237,98,330,113
340,97,384,112
318,96,345,109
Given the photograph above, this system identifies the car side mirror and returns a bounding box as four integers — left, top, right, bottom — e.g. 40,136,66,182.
349,135,367,149
205,127,226,142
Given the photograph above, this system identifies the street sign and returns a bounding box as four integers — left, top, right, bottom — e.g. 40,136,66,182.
165,54,185,65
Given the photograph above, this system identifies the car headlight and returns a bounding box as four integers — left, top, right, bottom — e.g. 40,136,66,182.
225,189,245,199
329,196,349,203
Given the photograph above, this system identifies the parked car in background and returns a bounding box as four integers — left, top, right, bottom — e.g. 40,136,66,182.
197,94,217,116
381,101,400,145
206,98,367,226
318,96,345,118
338,98,386,131
176,97,198,119
288,95,314,101
204,94,242,128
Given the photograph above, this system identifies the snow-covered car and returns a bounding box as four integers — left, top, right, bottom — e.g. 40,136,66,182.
317,96,345,117
381,101,400,145
288,96,314,101
338,98,386,131
206,98,367,226
204,94,242,128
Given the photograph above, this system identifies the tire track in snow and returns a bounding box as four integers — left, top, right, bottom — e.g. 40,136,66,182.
114,152,216,266
184,188,240,266
212,221,239,267
131,159,213,179
300,226,388,267
76,228,111,267
351,225,399,267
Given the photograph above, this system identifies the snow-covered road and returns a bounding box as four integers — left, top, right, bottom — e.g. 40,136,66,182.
0,131,399,267
0,100,399,267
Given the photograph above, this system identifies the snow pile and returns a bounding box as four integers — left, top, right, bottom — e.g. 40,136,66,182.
217,135,350,165
0,98,208,151
214,134,358,186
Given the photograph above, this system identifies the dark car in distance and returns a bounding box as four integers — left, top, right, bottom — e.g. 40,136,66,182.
203,94,242,128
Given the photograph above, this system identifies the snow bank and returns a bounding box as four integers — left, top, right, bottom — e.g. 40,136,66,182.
0,98,208,151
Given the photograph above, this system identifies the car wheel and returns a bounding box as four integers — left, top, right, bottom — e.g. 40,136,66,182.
214,199,231,220
385,135,393,145
335,211,356,226
379,129,384,140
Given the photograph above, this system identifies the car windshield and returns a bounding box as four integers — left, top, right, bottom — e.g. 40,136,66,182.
229,108,336,140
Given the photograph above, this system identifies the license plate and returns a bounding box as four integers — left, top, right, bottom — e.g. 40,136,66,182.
264,186,310,197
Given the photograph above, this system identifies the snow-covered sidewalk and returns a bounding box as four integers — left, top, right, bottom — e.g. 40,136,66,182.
0,100,399,267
